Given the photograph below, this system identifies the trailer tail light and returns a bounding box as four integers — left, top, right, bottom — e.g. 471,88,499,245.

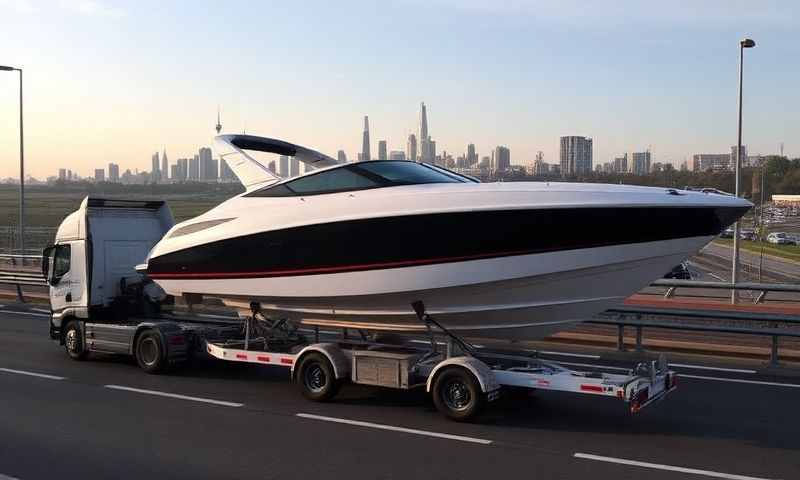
168,335,185,346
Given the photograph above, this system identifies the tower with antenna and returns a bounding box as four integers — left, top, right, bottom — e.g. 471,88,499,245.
215,106,222,135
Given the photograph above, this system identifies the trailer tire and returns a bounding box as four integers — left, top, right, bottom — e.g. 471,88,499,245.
296,352,340,402
432,367,485,422
135,330,167,374
64,321,88,360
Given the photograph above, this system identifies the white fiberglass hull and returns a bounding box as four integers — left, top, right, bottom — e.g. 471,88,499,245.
155,236,710,340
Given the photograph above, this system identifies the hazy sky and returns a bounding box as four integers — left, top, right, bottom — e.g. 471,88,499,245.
0,0,798,179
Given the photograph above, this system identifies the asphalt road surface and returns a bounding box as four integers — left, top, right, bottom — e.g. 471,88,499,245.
0,307,798,480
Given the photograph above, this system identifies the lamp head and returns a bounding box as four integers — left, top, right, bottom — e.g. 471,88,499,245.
0,66,16,71
741,38,756,48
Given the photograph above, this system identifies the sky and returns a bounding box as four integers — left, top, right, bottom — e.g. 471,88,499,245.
0,0,798,179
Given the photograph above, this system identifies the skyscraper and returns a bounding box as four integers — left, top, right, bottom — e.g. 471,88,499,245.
419,102,429,161
108,163,120,183
177,158,188,181
494,146,511,172
361,116,371,162
337,150,348,163
151,152,160,183
189,155,199,180
406,134,417,162
613,154,628,173
290,157,300,177
58,168,66,181
198,147,213,181
467,144,477,167
94,169,105,182
279,155,289,177
629,151,651,175
161,149,168,182
378,140,387,160
559,136,593,176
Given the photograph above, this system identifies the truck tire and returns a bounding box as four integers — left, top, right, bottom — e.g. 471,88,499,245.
432,367,485,422
135,330,167,374
64,321,88,360
296,352,340,402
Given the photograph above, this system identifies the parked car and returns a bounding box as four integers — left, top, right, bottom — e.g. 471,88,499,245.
767,232,794,245
739,229,757,241
663,261,693,280
719,228,735,239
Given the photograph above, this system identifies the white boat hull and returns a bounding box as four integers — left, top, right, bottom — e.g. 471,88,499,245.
156,236,711,340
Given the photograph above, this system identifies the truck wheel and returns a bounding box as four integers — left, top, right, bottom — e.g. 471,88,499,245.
296,352,340,402
432,367,485,422
64,321,88,360
135,331,166,374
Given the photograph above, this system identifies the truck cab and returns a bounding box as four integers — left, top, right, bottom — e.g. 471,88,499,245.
42,197,174,341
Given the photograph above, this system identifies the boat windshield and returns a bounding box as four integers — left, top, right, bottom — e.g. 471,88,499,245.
248,161,476,197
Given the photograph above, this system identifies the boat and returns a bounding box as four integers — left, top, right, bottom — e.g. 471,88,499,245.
141,134,751,340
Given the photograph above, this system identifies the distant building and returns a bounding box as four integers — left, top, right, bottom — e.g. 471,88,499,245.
189,155,199,180
533,151,549,176
290,157,300,177
279,155,289,177
176,158,188,181
378,140,387,160
220,159,235,182
198,147,214,181
268,160,276,173
693,153,730,172
680,160,688,171
161,149,169,182
58,168,66,181
151,152,160,183
94,168,105,182
493,146,511,173
108,163,120,183
337,150,347,163
361,116,371,162
419,103,430,162
560,136,593,176
629,151,651,175
170,164,178,180
467,143,477,167
613,154,627,173
389,150,406,161
407,134,417,162
731,145,748,167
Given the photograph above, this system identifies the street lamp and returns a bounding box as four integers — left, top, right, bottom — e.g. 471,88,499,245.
0,65,24,262
731,39,755,303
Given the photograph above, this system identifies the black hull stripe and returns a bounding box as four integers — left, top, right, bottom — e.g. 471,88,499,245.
147,206,749,280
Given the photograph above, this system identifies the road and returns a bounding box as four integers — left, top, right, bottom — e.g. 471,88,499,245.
0,307,798,480
702,242,800,281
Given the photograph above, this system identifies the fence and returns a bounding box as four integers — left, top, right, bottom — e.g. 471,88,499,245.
0,226,57,256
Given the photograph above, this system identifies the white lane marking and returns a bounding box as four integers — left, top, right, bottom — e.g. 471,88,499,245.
669,363,757,374
540,350,601,359
296,413,492,445
709,272,727,281
1,310,48,318
104,385,243,407
574,452,775,480
30,308,50,313
680,374,800,388
0,367,65,380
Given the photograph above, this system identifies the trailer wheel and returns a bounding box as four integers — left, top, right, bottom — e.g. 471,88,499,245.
432,367,485,422
135,330,166,374
296,352,340,402
64,321,87,360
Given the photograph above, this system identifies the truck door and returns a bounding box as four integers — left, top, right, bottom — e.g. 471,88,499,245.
47,242,85,313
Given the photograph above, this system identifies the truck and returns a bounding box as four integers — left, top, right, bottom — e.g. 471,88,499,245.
43,196,676,421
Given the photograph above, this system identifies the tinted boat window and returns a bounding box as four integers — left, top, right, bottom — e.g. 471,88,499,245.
357,161,467,184
285,167,380,195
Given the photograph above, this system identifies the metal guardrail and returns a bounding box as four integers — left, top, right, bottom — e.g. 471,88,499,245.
651,278,800,303
1,261,799,364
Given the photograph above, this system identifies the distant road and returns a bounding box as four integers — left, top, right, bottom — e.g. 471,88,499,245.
702,242,800,281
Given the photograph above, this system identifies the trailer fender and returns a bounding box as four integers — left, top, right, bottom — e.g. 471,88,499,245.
426,356,499,394
292,344,349,381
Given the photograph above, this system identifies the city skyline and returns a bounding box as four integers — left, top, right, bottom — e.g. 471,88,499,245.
1,1,798,179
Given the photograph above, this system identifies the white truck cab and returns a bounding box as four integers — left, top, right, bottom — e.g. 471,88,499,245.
43,197,174,339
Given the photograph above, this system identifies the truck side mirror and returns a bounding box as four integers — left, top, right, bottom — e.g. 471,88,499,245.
42,246,55,283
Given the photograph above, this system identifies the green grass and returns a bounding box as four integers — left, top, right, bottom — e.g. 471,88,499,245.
713,238,800,262
0,187,236,228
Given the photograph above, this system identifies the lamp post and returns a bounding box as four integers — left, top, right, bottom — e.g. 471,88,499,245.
731,39,755,303
0,65,24,262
